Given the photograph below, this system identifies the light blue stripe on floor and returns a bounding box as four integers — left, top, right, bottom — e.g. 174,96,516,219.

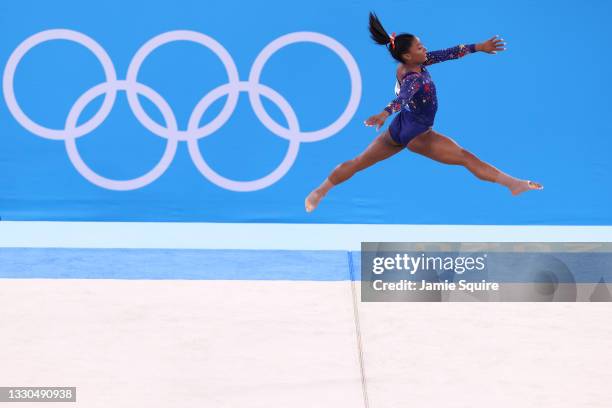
0,248,351,281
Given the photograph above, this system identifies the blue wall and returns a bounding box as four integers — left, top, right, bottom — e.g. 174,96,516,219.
1,0,610,224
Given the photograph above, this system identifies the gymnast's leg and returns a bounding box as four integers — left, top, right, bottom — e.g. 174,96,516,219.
407,129,543,195
305,129,404,212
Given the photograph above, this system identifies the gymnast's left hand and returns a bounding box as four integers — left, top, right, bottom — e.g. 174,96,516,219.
364,111,389,131
478,35,506,54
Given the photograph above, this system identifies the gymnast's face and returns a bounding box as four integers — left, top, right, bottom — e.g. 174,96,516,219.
402,37,427,64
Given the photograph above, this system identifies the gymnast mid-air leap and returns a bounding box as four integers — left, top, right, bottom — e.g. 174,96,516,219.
305,12,542,212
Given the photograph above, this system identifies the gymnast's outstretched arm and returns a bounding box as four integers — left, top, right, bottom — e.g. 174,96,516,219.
423,35,507,66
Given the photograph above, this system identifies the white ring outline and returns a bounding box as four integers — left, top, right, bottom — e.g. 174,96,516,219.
125,30,240,141
2,29,117,140
187,81,300,192
248,32,362,143
64,80,178,191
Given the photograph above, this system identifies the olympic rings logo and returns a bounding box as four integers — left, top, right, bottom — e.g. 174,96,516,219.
2,29,361,191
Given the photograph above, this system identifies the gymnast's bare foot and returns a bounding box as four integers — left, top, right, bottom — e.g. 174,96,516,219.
511,180,544,196
305,189,325,212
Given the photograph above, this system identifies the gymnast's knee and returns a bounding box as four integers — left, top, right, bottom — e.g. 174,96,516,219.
341,158,365,171
457,147,475,165
341,158,359,170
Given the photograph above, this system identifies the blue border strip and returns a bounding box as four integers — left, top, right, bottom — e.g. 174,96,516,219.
347,250,356,282
2,248,609,282
0,248,351,281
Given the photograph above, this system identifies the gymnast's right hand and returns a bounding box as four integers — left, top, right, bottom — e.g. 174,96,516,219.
364,111,390,131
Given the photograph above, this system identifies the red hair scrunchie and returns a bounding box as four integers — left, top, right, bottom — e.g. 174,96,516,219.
389,32,396,49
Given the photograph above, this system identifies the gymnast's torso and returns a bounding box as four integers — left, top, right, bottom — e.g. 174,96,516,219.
385,43,477,145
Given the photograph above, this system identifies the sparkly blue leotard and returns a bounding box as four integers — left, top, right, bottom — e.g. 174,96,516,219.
384,44,477,146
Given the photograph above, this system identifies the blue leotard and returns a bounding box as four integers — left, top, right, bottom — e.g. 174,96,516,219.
384,44,477,146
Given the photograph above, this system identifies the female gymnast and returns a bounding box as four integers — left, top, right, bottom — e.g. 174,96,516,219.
305,12,542,212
